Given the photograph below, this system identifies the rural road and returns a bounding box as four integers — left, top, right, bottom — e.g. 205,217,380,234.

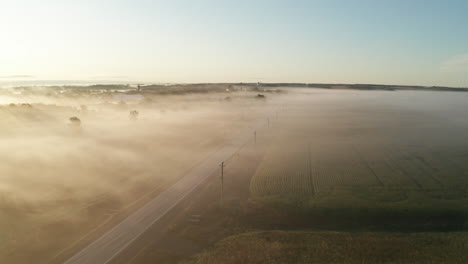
64,124,260,264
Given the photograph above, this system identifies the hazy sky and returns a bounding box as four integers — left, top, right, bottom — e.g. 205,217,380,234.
1,0,468,86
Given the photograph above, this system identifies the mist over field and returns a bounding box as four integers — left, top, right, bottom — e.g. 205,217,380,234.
253,90,468,213
2,85,468,263
2,1,468,263
0,84,275,263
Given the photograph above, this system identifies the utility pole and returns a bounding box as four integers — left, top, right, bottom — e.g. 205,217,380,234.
254,130,257,144
220,161,225,207
308,144,315,195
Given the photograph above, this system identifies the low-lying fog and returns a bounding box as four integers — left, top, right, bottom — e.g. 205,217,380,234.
0,85,274,263
1,85,468,263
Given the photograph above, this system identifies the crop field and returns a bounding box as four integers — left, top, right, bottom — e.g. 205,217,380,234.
251,89,468,218
252,143,468,200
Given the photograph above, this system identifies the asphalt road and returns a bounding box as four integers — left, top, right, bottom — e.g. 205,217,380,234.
64,126,257,264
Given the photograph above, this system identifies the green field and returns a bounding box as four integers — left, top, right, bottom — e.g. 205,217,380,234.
250,90,468,231
251,143,468,207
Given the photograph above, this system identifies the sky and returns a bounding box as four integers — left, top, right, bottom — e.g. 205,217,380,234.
0,0,467,86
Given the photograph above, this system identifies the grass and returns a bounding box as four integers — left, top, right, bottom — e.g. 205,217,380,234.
184,230,468,264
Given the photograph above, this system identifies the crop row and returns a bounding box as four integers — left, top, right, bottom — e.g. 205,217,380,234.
250,143,468,199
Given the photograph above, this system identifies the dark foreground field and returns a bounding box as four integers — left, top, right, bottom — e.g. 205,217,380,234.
185,231,468,264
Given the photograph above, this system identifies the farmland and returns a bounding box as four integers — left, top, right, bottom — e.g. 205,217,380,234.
251,89,468,230
121,87,468,263
2,86,468,263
